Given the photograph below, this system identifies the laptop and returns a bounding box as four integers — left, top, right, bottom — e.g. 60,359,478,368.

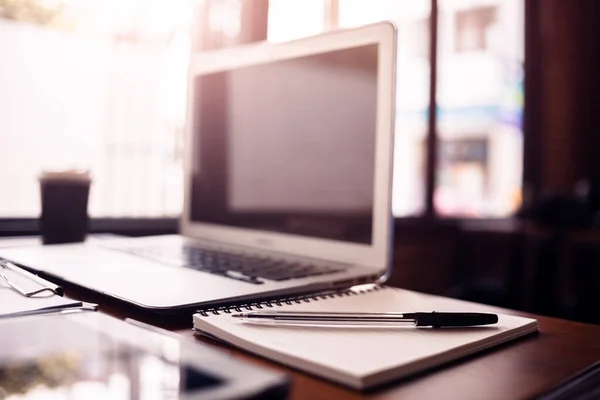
0,22,397,312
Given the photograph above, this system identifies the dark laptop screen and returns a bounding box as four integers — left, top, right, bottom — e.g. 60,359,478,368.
189,44,378,244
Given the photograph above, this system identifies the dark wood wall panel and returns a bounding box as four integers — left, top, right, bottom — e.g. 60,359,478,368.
527,0,600,194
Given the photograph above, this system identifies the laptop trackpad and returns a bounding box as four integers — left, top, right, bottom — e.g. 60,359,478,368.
0,244,258,309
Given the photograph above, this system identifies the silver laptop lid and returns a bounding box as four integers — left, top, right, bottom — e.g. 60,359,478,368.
182,22,396,272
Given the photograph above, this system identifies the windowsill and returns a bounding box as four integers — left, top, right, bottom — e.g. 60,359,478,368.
0,216,517,238
0,218,179,237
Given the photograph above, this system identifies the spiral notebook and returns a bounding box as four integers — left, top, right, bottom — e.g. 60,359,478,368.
193,285,538,389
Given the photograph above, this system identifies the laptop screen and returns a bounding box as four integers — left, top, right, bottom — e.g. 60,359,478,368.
190,44,378,244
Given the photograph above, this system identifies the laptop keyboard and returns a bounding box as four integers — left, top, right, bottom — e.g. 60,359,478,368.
117,245,346,285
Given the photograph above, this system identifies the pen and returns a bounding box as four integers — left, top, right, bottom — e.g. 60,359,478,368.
232,311,498,328
0,302,98,320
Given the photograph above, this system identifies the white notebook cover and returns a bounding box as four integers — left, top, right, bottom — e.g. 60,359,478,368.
193,286,538,389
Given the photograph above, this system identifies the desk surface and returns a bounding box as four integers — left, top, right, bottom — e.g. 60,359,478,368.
182,315,600,400
69,287,600,400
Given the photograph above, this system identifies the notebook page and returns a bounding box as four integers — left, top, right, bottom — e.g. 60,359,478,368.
194,286,537,385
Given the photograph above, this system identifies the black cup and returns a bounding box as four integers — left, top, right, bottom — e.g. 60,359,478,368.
39,171,91,245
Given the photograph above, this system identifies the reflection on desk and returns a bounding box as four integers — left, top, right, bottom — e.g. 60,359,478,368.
0,313,289,400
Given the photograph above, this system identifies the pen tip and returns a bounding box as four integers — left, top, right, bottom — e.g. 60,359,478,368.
231,314,241,318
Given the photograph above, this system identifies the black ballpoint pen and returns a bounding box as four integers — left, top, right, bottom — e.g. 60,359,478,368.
232,311,498,328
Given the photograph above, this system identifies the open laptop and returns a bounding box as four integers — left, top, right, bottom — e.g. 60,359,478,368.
0,22,397,312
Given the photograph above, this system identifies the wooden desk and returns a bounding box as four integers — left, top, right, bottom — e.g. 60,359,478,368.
67,286,600,400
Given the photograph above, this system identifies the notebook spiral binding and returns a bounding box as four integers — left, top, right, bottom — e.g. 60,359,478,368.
197,285,386,317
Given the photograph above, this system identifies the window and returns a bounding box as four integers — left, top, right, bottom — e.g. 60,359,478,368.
437,0,523,217
1,0,524,222
0,0,253,220
0,0,200,218
268,0,524,219
337,0,432,217
454,6,497,52
410,17,431,59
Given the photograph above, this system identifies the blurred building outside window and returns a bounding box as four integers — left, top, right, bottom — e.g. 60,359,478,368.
269,0,524,218
436,0,524,217
454,5,496,52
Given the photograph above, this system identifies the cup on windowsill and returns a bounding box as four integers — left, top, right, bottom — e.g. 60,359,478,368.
39,170,92,245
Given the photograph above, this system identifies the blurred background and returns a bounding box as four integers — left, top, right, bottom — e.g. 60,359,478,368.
1,0,599,324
